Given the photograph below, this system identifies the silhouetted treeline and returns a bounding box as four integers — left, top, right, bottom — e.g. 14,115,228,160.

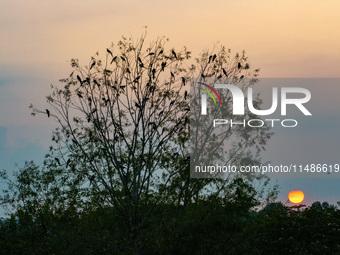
1,199,339,255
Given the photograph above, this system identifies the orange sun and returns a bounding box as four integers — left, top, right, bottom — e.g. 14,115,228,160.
288,190,304,204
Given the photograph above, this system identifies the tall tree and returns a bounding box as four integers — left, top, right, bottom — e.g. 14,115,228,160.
1,32,274,254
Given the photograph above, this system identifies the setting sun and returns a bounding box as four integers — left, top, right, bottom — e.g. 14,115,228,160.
288,190,305,204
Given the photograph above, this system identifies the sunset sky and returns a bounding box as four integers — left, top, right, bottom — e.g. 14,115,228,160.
1,0,339,208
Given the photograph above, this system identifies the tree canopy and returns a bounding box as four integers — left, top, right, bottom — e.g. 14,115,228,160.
2,32,337,255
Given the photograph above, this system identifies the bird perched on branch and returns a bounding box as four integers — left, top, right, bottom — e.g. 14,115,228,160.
171,49,177,59
90,60,95,70
107,48,113,57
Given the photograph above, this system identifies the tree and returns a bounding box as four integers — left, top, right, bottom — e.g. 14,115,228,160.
1,32,275,254
244,202,340,254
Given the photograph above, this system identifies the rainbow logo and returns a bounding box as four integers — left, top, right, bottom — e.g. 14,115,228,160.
197,82,222,106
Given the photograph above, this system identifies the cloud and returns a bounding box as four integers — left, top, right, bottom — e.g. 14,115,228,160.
0,79,7,87
0,126,47,173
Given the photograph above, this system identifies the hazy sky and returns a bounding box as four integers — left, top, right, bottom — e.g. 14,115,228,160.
0,0,339,208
